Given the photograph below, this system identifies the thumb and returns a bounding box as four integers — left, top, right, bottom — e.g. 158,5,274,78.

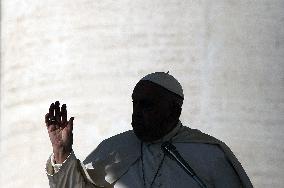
67,117,74,131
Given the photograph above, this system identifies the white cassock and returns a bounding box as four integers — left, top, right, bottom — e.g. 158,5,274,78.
46,121,253,188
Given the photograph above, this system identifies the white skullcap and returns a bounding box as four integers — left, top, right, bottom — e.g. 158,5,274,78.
140,72,184,98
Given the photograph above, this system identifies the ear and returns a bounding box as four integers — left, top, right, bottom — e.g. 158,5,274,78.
170,101,182,120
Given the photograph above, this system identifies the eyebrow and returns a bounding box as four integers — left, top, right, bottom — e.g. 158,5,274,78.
131,94,155,101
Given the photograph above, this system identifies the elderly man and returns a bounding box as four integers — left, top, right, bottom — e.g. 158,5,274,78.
45,72,253,188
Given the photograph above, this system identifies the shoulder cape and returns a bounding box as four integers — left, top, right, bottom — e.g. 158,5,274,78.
82,126,253,188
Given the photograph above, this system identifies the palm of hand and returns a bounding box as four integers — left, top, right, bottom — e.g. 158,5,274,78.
45,101,74,151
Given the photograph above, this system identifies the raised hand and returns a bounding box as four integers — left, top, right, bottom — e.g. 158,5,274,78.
45,101,74,163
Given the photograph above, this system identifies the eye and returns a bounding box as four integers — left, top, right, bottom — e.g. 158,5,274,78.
141,100,154,110
132,99,154,111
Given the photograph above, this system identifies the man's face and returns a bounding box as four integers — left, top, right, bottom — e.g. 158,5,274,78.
131,80,176,142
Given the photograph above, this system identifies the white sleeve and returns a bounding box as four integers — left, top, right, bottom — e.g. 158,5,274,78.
50,152,72,173
45,151,98,188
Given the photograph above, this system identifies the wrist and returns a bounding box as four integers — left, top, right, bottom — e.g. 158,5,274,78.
53,148,72,164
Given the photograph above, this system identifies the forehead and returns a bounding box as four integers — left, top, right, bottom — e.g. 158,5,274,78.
132,81,165,99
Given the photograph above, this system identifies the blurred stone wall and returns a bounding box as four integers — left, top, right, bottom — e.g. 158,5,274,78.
0,0,283,187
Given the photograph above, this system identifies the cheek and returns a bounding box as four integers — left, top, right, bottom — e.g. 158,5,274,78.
143,111,163,125
143,104,171,124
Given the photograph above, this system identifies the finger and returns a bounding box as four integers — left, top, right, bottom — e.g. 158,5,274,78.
55,101,61,123
61,104,67,124
49,103,55,120
46,112,57,127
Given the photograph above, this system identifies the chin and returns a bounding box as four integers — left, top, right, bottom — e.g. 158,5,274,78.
132,127,145,140
132,129,162,142
132,121,165,142
132,128,147,141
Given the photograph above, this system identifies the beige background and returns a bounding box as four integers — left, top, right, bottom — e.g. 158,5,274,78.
1,0,283,187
